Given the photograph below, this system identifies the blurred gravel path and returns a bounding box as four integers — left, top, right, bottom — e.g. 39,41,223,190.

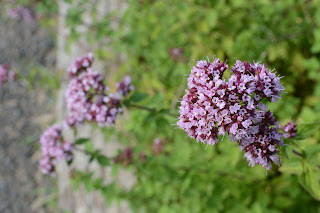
0,13,56,213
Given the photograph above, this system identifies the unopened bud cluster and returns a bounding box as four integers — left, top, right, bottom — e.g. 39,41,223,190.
177,58,286,170
114,138,167,166
113,147,134,166
152,138,165,155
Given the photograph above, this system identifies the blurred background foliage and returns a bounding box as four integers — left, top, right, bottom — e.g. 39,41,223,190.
17,0,320,212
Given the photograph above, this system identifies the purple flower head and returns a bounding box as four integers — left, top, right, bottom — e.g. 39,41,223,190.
39,124,73,175
65,54,127,128
65,69,105,126
67,53,94,78
87,93,122,127
116,76,135,97
231,61,285,102
280,121,297,139
65,68,123,127
240,111,283,170
177,57,285,170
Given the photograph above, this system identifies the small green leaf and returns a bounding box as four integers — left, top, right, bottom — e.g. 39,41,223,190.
89,156,95,163
299,163,320,200
67,158,73,166
129,92,149,103
75,138,90,145
294,122,320,140
97,155,110,166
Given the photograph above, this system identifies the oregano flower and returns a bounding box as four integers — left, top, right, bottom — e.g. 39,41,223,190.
177,58,285,170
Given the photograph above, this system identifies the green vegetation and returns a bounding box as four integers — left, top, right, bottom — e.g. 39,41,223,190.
32,0,320,212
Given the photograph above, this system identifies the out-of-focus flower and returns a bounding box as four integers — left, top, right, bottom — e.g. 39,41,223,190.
280,121,297,139
39,124,73,175
0,65,16,86
177,58,285,170
8,5,35,23
113,147,134,166
65,68,106,126
65,53,132,127
139,152,147,163
67,52,94,78
152,138,165,155
169,47,184,61
116,76,135,97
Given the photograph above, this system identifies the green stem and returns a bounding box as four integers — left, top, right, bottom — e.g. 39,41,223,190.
292,149,304,158
129,103,179,117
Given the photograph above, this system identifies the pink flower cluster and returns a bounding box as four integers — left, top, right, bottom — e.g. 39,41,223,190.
177,58,285,170
67,52,94,78
8,5,35,22
280,121,297,139
0,64,16,86
65,53,133,127
40,53,134,175
39,125,73,175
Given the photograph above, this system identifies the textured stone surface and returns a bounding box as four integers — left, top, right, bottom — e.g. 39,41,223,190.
0,7,56,213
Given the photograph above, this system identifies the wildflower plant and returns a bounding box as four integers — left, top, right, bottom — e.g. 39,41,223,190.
35,50,319,212
65,53,132,127
24,0,320,211
39,53,135,175
39,124,73,175
177,58,285,170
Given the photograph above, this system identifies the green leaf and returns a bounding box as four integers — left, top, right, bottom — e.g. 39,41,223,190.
123,99,131,107
129,92,149,103
75,138,90,145
299,163,320,200
97,155,110,166
294,122,320,140
279,161,302,174
67,158,73,166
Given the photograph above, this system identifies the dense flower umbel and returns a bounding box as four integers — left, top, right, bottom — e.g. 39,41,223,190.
280,121,297,139
39,125,73,175
65,53,133,127
65,69,124,127
0,64,16,86
177,58,285,170
66,68,107,126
